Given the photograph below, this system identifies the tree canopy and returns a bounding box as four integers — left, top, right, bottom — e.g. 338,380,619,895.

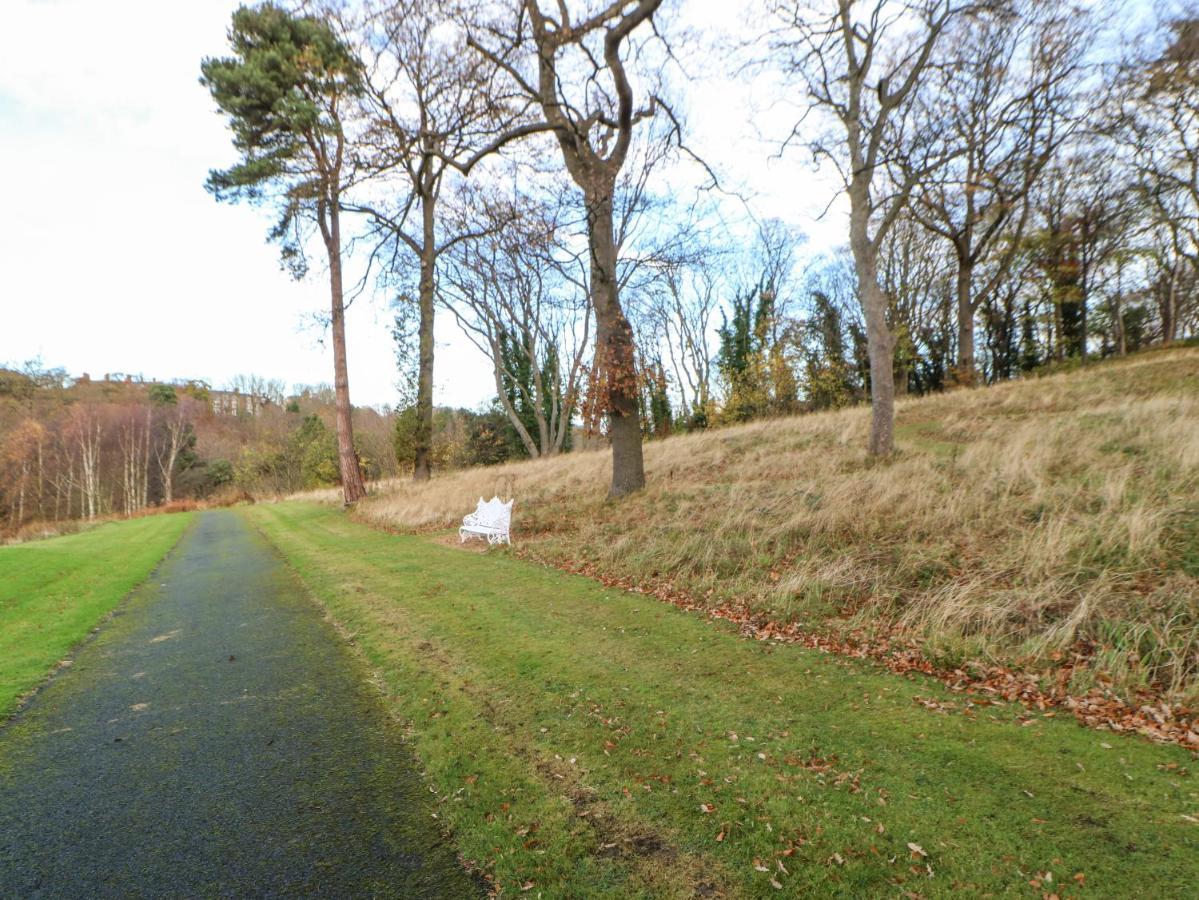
201,3,363,261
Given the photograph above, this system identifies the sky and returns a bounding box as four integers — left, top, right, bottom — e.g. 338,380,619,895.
0,0,840,410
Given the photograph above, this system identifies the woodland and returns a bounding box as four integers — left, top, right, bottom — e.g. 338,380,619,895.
3,0,1198,530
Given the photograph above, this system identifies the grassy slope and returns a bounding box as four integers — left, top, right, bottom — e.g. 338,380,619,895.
352,348,1199,704
250,502,1198,899
0,512,193,715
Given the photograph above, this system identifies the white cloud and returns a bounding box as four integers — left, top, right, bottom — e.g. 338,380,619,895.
0,0,843,410
0,0,494,408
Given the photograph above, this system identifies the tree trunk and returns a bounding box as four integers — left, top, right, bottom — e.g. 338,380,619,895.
1114,260,1126,356
163,442,176,504
16,463,26,526
529,348,552,454
587,188,645,496
159,417,182,505
849,203,896,457
491,346,540,459
79,423,98,520
1163,259,1180,346
861,278,897,456
955,258,977,385
36,437,44,520
140,407,151,510
327,202,367,504
1078,243,1090,361
413,184,436,482
1052,296,1064,360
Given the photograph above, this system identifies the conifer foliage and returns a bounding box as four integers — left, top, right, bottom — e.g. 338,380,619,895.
202,4,368,504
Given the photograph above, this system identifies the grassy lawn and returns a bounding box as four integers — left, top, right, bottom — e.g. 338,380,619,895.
0,513,193,715
250,501,1198,899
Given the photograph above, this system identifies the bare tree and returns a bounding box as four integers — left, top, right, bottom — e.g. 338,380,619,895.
345,0,544,481
1146,225,1198,343
770,0,976,454
465,0,672,495
538,133,712,430
0,419,44,529
912,0,1091,383
1027,147,1133,360
650,260,720,424
879,214,956,392
155,399,196,504
118,406,152,516
67,406,102,521
440,195,591,457
1123,5,1199,342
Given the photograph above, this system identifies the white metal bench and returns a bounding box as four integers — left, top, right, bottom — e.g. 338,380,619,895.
459,496,513,546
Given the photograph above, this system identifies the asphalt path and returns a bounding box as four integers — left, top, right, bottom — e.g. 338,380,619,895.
0,510,480,898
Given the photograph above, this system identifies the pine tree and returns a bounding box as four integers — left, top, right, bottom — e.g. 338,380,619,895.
201,4,367,503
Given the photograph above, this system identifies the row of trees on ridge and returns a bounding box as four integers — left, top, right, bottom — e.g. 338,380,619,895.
199,0,1199,502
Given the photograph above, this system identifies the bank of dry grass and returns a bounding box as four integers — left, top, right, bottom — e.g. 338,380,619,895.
346,348,1199,703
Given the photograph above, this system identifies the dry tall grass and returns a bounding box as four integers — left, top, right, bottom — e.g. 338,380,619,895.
340,348,1199,702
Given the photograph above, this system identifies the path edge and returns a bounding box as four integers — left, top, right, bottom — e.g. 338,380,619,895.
2,512,200,728
238,505,493,897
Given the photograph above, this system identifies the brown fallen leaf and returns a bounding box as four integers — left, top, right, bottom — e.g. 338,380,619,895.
552,560,1199,749
907,842,928,858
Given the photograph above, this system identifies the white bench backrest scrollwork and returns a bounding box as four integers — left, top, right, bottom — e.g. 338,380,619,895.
474,496,511,529
460,496,514,545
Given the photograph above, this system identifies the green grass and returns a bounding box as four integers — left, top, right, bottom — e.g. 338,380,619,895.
249,502,1199,898
0,513,193,715
351,348,1199,704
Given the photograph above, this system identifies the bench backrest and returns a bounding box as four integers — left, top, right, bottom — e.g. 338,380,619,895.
473,496,513,529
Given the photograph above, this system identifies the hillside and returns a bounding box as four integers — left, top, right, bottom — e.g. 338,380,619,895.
347,348,1199,713
0,368,398,538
